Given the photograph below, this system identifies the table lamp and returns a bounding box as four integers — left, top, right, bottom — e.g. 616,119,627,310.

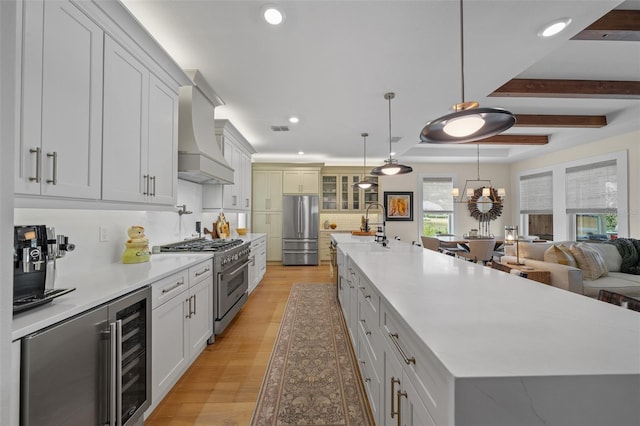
504,225,524,265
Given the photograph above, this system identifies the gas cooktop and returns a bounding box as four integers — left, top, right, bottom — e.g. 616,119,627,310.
157,238,244,253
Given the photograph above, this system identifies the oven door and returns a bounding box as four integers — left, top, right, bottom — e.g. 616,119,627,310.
216,259,250,320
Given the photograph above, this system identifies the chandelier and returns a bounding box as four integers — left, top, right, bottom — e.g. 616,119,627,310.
453,144,505,205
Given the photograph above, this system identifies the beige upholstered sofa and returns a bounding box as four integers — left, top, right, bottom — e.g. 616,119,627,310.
502,241,640,298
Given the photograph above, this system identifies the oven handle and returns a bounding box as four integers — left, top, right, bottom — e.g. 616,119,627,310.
219,259,251,279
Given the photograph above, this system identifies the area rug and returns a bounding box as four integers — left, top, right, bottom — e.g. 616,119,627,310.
251,283,374,426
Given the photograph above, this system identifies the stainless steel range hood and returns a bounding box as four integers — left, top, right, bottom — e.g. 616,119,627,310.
178,70,234,184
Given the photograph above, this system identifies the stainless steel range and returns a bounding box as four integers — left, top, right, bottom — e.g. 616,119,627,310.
158,238,251,335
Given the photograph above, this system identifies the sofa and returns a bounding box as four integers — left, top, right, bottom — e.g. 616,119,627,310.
502,239,640,298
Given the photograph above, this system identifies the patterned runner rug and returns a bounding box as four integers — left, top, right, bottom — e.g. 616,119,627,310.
251,283,374,426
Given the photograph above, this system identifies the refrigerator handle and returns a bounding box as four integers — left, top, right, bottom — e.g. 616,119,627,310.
298,199,302,236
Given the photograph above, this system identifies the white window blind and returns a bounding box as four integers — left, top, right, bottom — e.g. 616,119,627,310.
422,177,453,212
519,172,552,214
566,159,617,213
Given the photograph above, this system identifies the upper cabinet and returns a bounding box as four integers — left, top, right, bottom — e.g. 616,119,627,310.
252,170,283,211
202,120,255,211
14,0,189,207
321,169,379,211
283,170,319,194
102,37,178,205
16,0,103,199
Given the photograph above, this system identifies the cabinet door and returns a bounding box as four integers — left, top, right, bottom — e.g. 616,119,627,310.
102,36,149,203
321,175,338,210
401,374,437,426
222,139,237,208
253,212,282,261
17,0,103,198
300,171,319,193
147,74,178,205
242,152,252,210
253,171,282,210
151,292,189,405
283,171,318,194
188,278,213,356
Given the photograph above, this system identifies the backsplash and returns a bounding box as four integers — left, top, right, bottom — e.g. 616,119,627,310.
319,212,380,231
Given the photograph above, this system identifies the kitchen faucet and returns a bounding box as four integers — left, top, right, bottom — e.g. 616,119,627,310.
365,203,388,245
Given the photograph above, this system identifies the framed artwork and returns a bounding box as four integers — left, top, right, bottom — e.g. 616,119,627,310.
383,191,413,221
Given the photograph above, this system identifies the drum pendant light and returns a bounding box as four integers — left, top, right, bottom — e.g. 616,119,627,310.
353,133,377,189
419,0,515,144
371,93,413,176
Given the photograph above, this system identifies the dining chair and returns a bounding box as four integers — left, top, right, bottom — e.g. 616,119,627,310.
457,238,496,264
421,236,441,252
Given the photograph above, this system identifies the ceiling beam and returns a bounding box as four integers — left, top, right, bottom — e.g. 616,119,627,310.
514,114,607,128
572,10,640,42
465,135,549,145
491,79,640,99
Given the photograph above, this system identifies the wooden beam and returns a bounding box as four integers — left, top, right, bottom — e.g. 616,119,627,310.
491,79,640,99
514,114,607,128
572,10,640,42
465,135,549,145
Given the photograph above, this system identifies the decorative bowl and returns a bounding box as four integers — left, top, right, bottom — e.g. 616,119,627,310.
236,228,247,235
330,224,337,229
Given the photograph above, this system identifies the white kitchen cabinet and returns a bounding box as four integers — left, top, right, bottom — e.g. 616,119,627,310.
150,259,213,412
249,235,267,293
252,170,283,211
319,233,332,262
321,170,379,211
253,212,282,261
16,0,103,199
102,36,178,206
283,170,319,194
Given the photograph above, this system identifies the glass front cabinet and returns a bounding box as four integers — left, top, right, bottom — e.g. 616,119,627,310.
321,172,379,211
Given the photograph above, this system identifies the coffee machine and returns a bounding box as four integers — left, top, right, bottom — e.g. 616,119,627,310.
13,225,76,313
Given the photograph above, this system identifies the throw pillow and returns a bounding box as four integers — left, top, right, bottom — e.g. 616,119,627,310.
569,243,609,280
544,244,577,267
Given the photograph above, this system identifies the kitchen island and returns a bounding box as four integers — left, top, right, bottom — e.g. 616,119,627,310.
334,236,640,425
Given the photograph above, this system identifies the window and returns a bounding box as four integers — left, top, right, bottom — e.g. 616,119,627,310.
421,177,453,236
519,172,553,240
566,159,618,241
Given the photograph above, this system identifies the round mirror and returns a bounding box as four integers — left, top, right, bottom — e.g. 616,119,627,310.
476,196,492,213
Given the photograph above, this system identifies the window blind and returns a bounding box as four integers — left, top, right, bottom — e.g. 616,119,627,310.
519,172,552,214
422,177,453,212
566,159,617,213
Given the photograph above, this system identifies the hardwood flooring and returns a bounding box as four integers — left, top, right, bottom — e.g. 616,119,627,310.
145,262,334,426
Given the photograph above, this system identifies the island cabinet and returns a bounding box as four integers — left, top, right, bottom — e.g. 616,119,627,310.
16,0,103,199
102,36,178,206
149,259,213,413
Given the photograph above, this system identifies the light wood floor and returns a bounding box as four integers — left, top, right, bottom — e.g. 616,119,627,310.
145,262,334,425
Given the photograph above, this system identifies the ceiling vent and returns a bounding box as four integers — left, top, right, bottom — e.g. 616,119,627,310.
271,125,290,132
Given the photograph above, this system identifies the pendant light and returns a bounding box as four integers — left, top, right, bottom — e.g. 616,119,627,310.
353,133,377,189
419,0,515,144
371,92,413,176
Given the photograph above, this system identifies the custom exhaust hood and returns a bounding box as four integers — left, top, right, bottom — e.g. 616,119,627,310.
178,70,234,184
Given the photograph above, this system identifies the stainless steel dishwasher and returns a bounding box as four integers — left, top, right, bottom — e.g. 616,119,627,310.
20,287,151,426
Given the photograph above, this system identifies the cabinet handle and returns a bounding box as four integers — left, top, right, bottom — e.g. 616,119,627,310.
266,198,271,210
46,151,57,184
162,278,185,294
397,390,407,426
232,195,237,206
143,174,149,195
195,267,210,277
151,176,156,196
360,319,371,336
186,298,191,319
192,294,196,316
391,376,401,419
389,332,416,365
245,198,249,208
29,147,41,183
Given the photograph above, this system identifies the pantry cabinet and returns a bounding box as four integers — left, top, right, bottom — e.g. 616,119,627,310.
253,171,283,211
15,0,103,199
102,37,178,205
252,212,283,262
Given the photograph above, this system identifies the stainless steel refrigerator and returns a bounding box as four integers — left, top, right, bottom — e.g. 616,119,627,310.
282,194,319,265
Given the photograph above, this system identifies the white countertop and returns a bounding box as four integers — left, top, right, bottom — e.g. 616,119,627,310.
339,240,640,378
12,254,212,340
237,232,266,242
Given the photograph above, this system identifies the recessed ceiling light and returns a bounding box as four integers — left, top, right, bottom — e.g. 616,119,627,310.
262,5,285,25
289,116,299,123
298,151,304,155
538,17,572,38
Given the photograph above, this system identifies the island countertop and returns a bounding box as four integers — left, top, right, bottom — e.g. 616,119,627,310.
337,239,640,379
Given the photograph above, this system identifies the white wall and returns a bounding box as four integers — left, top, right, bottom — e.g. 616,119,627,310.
379,162,512,243
510,130,640,238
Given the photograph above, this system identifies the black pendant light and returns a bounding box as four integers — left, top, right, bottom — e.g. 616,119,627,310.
419,0,515,144
353,133,377,189
371,92,413,176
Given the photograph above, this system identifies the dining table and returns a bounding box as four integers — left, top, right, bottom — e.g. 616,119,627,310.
435,235,504,245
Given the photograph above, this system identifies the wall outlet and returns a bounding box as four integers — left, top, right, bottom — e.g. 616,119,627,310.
99,226,109,242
